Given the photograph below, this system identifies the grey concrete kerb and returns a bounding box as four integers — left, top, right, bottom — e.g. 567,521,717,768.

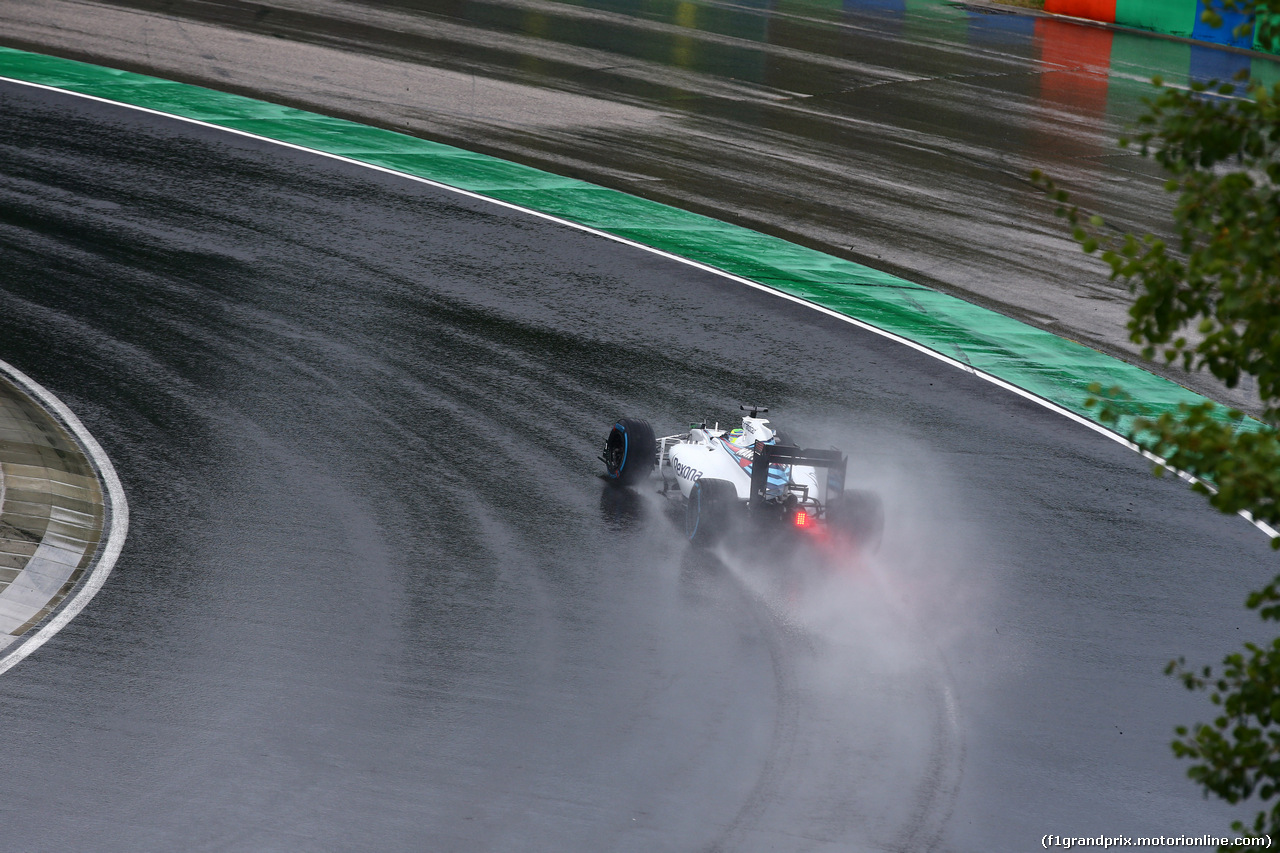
0,369,111,658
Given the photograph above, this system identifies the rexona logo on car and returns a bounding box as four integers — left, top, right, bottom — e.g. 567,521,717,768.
674,460,703,481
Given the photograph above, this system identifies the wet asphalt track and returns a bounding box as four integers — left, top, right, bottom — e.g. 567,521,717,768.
5,0,1270,413
0,81,1275,851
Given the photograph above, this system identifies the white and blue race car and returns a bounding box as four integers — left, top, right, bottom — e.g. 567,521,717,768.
601,405,883,549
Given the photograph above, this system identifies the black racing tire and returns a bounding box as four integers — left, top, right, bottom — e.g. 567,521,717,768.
602,418,656,486
686,478,737,547
826,489,885,552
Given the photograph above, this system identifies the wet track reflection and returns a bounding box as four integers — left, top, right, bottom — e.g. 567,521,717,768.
0,80,1273,850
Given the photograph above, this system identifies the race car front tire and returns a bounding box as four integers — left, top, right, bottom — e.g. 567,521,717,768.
603,418,656,486
686,478,736,547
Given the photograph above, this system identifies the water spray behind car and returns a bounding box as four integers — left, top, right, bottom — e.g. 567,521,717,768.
598,406,991,842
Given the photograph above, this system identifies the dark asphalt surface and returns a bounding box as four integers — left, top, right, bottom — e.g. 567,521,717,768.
3,0,1266,412
0,80,1274,850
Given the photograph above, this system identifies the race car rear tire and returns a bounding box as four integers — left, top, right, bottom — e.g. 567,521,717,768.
826,489,884,552
603,418,656,486
686,478,736,547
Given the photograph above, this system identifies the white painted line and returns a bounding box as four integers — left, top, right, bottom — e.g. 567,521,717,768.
1,74,1272,549
0,358,129,676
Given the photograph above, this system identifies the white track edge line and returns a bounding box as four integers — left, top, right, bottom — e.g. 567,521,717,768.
0,357,130,676
3,74,1273,545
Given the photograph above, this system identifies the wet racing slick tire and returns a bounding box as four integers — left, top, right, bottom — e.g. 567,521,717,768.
686,478,737,547
603,418,656,486
826,489,884,552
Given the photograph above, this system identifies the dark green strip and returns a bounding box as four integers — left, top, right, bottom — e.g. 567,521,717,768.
0,46,1227,434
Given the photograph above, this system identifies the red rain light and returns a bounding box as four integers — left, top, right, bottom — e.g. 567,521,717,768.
794,510,810,528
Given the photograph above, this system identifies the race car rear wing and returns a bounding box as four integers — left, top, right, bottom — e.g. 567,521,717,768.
749,442,846,508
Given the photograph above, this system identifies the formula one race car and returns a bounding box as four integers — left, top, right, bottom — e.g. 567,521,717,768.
601,405,883,550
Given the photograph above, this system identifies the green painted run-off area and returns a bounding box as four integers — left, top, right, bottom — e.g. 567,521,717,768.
0,46,1228,437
